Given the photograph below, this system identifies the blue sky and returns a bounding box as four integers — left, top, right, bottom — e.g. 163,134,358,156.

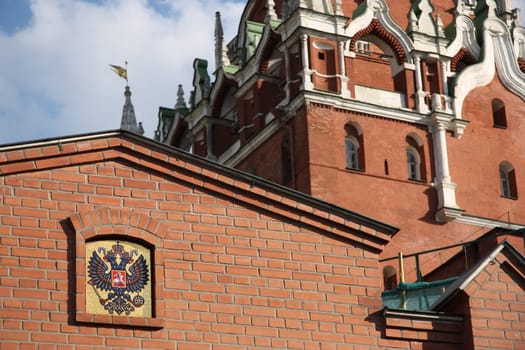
0,0,245,144
0,0,524,144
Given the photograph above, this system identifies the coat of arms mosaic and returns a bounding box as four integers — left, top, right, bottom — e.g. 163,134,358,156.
85,240,152,317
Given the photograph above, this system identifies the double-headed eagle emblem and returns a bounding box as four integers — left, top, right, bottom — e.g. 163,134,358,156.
87,242,149,315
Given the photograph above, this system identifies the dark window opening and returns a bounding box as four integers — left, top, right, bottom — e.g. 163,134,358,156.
492,99,507,128
344,123,365,171
500,162,517,199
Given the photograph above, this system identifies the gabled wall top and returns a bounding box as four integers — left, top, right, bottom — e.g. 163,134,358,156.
0,130,399,252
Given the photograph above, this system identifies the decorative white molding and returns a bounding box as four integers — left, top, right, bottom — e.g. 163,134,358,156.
345,0,414,64
454,17,525,119
435,206,464,223
303,91,428,125
451,118,469,138
300,34,314,91
513,27,525,58
415,0,437,37
430,110,461,221
354,85,406,109
491,19,525,100
453,214,525,230
445,15,480,59
307,0,334,15
453,36,496,118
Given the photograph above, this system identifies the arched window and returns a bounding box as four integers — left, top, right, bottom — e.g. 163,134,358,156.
492,99,507,128
500,161,517,199
345,136,359,169
406,134,425,181
344,123,364,171
406,147,421,180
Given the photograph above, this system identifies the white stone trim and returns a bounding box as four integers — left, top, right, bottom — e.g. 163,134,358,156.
513,27,525,58
344,0,414,64
354,85,406,109
453,214,525,230
444,15,480,59
303,91,425,124
453,17,525,119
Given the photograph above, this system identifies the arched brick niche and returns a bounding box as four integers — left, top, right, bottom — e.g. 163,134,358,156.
70,208,166,328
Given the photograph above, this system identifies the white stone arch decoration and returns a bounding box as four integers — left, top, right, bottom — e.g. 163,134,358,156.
445,15,481,60
453,17,525,119
344,0,414,65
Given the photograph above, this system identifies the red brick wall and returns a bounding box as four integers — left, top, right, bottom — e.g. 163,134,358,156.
236,97,514,278
237,106,311,192
449,76,525,223
0,138,394,349
303,104,456,261
347,55,394,93
383,310,466,349
441,247,525,350
264,92,525,278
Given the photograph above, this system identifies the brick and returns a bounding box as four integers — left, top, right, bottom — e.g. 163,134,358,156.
31,333,67,343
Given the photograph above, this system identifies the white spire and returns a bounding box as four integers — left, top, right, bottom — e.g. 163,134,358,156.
214,11,230,69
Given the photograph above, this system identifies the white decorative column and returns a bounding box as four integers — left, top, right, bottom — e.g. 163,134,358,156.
414,56,429,113
430,95,463,222
338,41,350,98
300,34,314,91
441,61,449,96
440,61,453,112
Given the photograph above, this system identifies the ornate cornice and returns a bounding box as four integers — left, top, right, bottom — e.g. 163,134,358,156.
445,15,480,60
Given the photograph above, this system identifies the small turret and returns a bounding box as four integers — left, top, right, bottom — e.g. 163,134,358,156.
175,84,187,111
120,85,144,136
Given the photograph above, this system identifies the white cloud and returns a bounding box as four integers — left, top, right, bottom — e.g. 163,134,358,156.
0,0,244,143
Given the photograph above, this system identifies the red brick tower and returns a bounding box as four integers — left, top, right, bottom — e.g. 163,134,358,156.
158,0,525,280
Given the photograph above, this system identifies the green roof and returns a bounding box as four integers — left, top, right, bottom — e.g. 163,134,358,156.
382,277,458,311
245,21,265,58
